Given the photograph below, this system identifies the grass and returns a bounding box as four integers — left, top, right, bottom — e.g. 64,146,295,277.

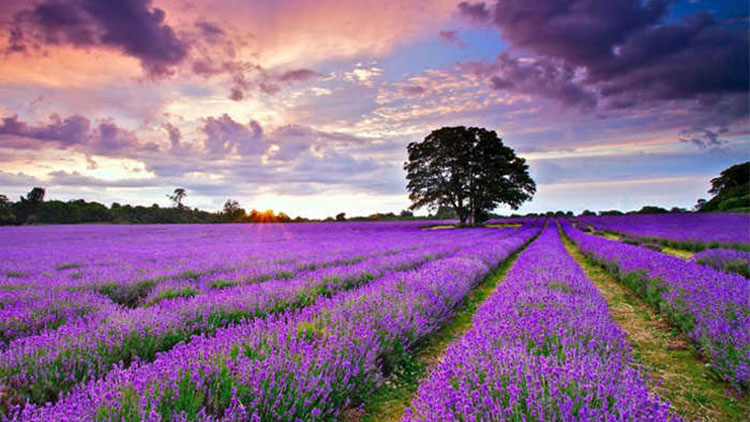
662,246,694,260
484,223,522,228
589,229,696,260
561,233,748,422
421,224,456,230
359,238,533,422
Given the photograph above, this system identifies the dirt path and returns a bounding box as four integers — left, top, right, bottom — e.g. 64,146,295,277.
561,234,747,422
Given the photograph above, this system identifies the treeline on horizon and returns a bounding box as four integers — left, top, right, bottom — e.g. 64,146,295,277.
0,161,746,226
0,187,450,226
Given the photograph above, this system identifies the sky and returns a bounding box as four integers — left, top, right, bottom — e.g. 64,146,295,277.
0,0,747,218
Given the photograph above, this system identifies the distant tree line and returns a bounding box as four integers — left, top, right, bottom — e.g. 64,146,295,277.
0,187,311,226
0,187,441,226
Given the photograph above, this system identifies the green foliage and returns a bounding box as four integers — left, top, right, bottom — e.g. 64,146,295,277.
598,210,624,216
98,280,157,308
699,162,750,213
0,194,15,225
709,162,749,196
146,287,198,306
209,279,237,290
635,205,669,214
55,263,83,271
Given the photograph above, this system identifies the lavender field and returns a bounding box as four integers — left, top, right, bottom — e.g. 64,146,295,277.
0,215,747,421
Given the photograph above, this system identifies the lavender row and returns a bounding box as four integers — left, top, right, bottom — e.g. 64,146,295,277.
561,220,750,390
577,213,750,250
404,223,675,421
1,225,450,306
0,225,481,343
12,225,542,421
0,236,432,347
0,289,118,349
691,249,750,278
0,227,521,412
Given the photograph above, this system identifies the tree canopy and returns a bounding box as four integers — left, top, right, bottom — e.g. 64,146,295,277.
699,161,750,212
709,162,749,195
404,126,535,226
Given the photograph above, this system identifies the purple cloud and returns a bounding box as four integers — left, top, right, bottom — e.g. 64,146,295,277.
278,69,322,82
201,114,265,156
457,2,491,23
0,114,89,145
9,0,189,77
194,21,224,41
461,0,748,107
0,113,145,156
438,30,466,48
489,53,596,108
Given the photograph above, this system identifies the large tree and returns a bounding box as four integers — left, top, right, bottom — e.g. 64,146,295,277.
404,126,535,226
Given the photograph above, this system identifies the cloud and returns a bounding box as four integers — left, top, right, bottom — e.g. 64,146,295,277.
0,113,147,156
460,1,748,107
488,53,596,108
678,127,726,150
278,68,321,82
163,123,181,150
194,21,225,42
457,2,491,23
200,114,265,156
438,30,466,48
9,0,190,77
0,114,89,146
47,170,158,187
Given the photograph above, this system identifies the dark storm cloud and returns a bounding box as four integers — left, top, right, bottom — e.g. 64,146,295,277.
486,0,670,64
460,0,749,108
9,0,189,77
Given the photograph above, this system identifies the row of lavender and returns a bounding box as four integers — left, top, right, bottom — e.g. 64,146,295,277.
0,226,468,348
561,220,750,390
0,222,457,307
690,249,750,278
11,224,542,420
1,223,525,413
404,223,675,421
576,213,750,251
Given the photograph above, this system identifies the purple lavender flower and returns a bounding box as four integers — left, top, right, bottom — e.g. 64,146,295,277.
11,224,542,420
691,249,750,278
577,213,750,250
404,223,677,421
562,219,750,390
